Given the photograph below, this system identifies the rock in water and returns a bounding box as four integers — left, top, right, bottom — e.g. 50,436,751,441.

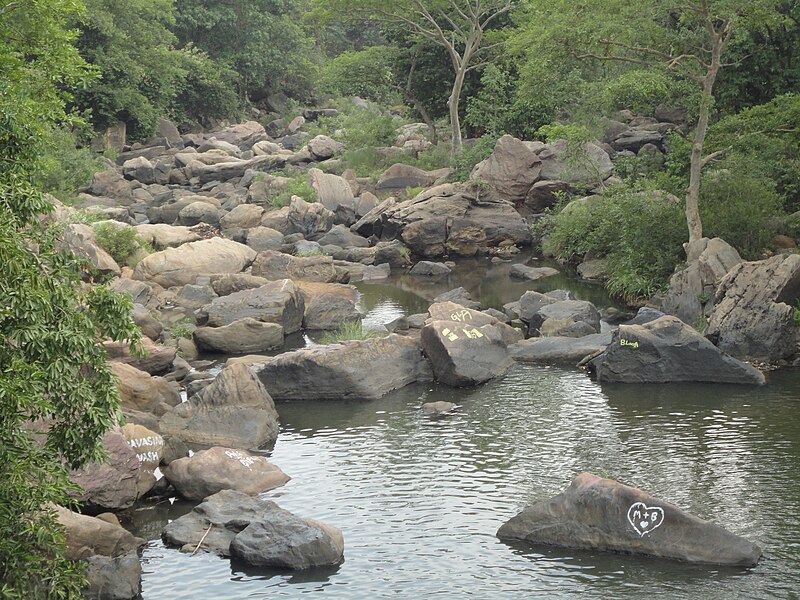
159,363,280,449
497,472,762,566
706,253,800,363
163,446,290,500
162,489,344,570
589,316,764,385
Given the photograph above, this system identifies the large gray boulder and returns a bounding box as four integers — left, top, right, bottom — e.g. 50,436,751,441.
84,552,142,600
308,169,357,224
160,363,280,449
286,195,336,237
471,135,541,204
421,303,516,387
706,253,800,363
133,238,256,287
528,299,601,338
190,154,287,184
212,121,269,149
590,316,765,384
163,446,290,500
251,249,338,283
200,279,304,333
122,156,155,184
256,335,432,400
497,472,761,566
162,489,344,570
376,163,451,191
317,224,370,248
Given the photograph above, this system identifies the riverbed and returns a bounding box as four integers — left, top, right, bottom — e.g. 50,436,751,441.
129,257,800,599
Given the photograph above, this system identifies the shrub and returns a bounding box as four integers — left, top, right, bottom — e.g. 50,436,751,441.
270,173,316,208
170,318,195,340
319,321,387,344
451,135,497,182
93,223,150,266
35,127,106,202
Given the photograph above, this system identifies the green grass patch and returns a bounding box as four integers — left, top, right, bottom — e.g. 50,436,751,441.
319,321,387,344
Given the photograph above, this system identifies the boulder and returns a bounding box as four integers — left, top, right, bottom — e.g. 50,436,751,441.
524,180,572,212
121,155,155,184
530,300,600,338
164,446,289,500
536,140,614,186
105,336,177,375
350,197,396,238
307,135,344,160
308,169,357,225
202,279,302,331
246,226,285,252
178,201,220,227
59,224,120,276
409,261,451,276
162,490,344,569
69,429,141,511
194,318,284,354
471,135,541,204
612,128,664,153
212,121,268,150
297,281,361,330
132,304,161,341
111,362,181,417
509,264,559,281
160,363,280,449
191,154,287,184
256,335,432,400
84,551,142,600
285,195,336,237
134,224,201,249
376,164,451,191
88,170,134,203
577,259,608,281
251,249,337,283
56,506,144,561
433,287,480,310
706,253,800,362
158,119,182,147
121,423,163,496
589,316,765,384
133,238,256,287
497,472,762,566
210,273,271,296
420,315,515,386
510,333,612,364
317,224,370,248
219,204,264,231
422,401,457,416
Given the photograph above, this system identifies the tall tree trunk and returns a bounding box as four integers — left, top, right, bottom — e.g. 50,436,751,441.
449,67,466,156
686,32,724,245
404,57,437,145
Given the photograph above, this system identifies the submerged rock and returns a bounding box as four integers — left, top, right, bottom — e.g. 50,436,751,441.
510,333,612,364
497,472,762,566
589,316,764,385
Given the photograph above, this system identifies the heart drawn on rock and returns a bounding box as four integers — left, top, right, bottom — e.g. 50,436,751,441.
627,502,665,537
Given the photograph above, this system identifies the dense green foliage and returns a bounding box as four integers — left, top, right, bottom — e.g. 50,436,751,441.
0,0,140,596
319,321,387,344
93,222,151,266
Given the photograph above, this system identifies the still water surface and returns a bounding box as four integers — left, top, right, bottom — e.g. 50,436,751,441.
131,257,800,598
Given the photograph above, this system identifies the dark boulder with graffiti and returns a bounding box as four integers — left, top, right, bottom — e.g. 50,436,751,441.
497,472,762,566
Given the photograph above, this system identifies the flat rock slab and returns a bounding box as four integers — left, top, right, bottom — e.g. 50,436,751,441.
497,472,762,566
163,446,290,500
251,249,337,283
194,318,284,354
257,334,432,400
509,264,560,281
162,489,344,570
590,316,765,385
201,279,304,333
510,333,612,364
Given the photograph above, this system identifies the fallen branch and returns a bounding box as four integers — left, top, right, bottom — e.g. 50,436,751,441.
191,523,213,556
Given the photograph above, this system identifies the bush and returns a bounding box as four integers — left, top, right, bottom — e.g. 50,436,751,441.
34,127,106,202
451,135,497,182
321,47,401,105
543,184,686,302
700,168,782,259
270,173,316,208
93,223,150,266
319,321,387,344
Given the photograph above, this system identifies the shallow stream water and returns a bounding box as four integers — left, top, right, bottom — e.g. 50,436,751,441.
129,257,800,599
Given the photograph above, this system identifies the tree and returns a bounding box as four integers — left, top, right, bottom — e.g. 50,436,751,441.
0,0,141,596
515,0,783,245
316,0,516,155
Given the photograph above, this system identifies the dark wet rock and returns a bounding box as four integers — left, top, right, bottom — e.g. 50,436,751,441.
160,363,280,449
69,429,141,511
589,316,765,384
350,197,396,238
510,333,612,364
163,446,289,500
497,472,762,566
317,224,370,248
509,264,559,281
706,253,800,363
251,249,337,283
625,307,666,326
256,335,432,400
163,490,344,569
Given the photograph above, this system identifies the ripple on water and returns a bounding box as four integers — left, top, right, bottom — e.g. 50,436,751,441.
133,360,800,599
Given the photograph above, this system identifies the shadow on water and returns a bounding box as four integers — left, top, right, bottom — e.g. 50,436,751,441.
229,559,343,583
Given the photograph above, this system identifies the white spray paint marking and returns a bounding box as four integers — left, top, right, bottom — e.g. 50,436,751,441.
627,502,665,537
